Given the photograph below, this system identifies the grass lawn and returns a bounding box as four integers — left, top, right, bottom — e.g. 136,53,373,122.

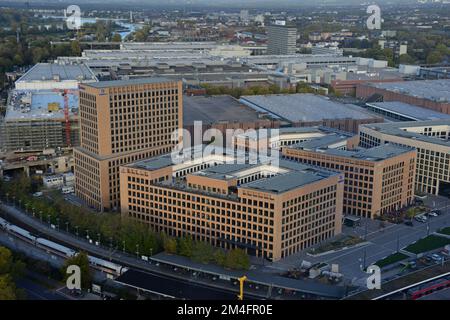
404,235,450,254
438,227,450,236
374,252,408,268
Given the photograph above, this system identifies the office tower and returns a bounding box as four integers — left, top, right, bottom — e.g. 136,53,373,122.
267,21,297,55
74,78,183,211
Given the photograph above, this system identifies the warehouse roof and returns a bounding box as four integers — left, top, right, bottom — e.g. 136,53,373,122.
17,63,96,82
366,101,450,121
183,95,265,126
367,79,450,103
240,94,379,122
86,77,174,88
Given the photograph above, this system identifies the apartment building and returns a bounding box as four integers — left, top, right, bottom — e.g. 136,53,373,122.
359,120,450,196
74,78,183,211
283,141,416,218
267,22,297,55
119,151,343,261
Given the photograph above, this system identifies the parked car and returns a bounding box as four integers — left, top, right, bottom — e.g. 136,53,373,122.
415,215,427,223
434,210,443,215
430,254,443,263
428,211,438,217
404,220,414,227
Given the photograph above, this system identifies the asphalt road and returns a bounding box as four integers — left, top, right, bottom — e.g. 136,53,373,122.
269,196,450,286
16,278,68,300
0,203,263,300
117,269,256,300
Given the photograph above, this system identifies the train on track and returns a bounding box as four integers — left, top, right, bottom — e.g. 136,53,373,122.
0,216,128,277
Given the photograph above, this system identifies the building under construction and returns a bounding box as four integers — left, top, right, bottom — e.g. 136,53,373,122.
0,89,80,152
0,63,97,153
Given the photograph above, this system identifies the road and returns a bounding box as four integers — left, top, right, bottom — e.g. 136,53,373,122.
269,196,450,286
0,202,265,300
16,277,68,300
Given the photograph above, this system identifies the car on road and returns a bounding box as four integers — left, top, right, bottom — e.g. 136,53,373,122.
434,210,443,215
430,254,443,263
415,215,427,223
404,220,414,226
427,211,438,218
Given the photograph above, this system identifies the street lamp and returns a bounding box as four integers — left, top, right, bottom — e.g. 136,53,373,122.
97,233,101,245
86,230,90,239
122,241,126,253
39,211,43,223
136,244,139,259
75,226,79,237
56,218,60,231
65,221,69,233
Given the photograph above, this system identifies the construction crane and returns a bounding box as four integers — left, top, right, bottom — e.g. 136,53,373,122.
63,89,71,147
52,89,74,148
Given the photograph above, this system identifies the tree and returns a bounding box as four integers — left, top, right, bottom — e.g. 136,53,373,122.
61,252,92,290
163,237,177,254
111,33,122,42
224,249,250,270
70,40,81,56
0,275,16,300
426,50,444,64
399,54,415,64
177,236,193,257
213,249,226,266
191,242,214,264
0,246,26,300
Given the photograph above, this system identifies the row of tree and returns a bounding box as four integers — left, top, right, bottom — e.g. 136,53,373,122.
164,236,250,270
200,82,327,99
0,246,26,300
0,175,251,270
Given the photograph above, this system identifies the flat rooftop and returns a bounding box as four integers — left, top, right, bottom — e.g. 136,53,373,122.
17,63,96,82
367,101,450,121
367,79,450,103
85,77,174,88
127,151,338,194
291,133,352,150
5,90,78,121
240,94,379,122
318,144,414,161
361,120,450,147
183,95,266,126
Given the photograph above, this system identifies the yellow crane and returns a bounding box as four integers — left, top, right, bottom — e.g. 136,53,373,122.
237,276,247,300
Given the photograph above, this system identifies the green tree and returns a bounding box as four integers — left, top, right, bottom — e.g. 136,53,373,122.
111,33,122,42
224,249,250,270
213,249,226,266
70,40,81,56
191,242,214,264
163,237,177,254
426,51,444,64
399,54,415,64
177,236,193,257
61,252,92,290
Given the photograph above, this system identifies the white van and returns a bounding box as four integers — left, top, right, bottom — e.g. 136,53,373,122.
61,186,74,194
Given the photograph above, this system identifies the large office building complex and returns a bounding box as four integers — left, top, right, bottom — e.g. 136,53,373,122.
120,151,344,261
267,22,297,55
74,78,182,211
359,120,450,196
283,141,416,218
